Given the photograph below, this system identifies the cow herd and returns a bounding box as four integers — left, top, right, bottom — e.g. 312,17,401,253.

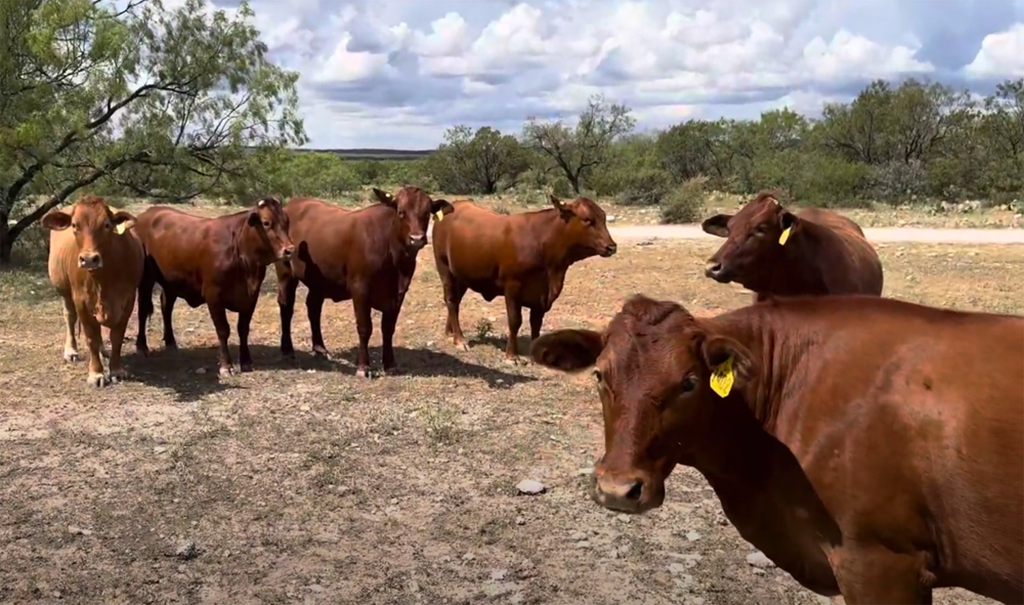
39,188,1023,604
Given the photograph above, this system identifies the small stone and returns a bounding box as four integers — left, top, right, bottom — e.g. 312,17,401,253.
195,367,207,374
515,479,546,495
462,552,475,561
68,526,93,536
175,540,198,560
668,563,687,575
575,540,591,548
490,569,507,581
569,531,586,540
308,585,324,593
616,514,631,523
153,446,167,455
515,516,525,525
577,467,594,476
608,549,618,559
746,551,775,569
685,531,701,541
299,405,310,412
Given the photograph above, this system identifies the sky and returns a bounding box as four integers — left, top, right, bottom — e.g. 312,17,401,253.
168,0,1024,149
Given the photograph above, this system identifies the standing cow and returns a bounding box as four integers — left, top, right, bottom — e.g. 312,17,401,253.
431,195,617,364
531,293,1023,604
134,197,294,376
42,195,144,387
700,192,883,300
276,186,452,378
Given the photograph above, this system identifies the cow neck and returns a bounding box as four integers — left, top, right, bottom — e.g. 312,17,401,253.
769,220,829,293
387,213,415,265
231,213,271,277
539,209,586,268
690,310,843,583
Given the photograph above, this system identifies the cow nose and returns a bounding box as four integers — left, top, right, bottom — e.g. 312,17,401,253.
409,234,427,248
280,245,295,260
593,475,645,512
705,260,724,279
79,253,101,269
604,242,617,256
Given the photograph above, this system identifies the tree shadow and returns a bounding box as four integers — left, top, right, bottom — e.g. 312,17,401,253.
126,343,292,403
292,345,537,389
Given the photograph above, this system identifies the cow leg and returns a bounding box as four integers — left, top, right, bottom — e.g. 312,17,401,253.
80,314,109,388
528,307,546,342
207,303,235,377
276,263,299,358
160,289,178,351
443,278,469,351
135,269,156,356
61,295,81,362
236,308,254,373
833,547,933,604
503,296,525,365
380,302,402,376
351,288,374,378
306,292,329,357
107,304,133,383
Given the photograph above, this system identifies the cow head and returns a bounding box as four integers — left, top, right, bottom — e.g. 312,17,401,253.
531,295,758,515
247,196,295,263
550,195,617,258
373,186,453,252
40,196,138,271
701,192,798,287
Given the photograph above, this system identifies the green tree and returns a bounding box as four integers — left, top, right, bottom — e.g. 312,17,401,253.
0,0,306,265
522,94,635,194
426,125,528,195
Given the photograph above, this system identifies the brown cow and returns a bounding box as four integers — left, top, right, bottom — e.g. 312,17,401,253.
531,293,1023,604
276,187,453,377
134,197,294,376
42,196,144,387
431,195,617,364
701,192,883,300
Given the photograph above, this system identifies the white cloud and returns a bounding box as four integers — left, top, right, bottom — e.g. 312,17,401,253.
199,0,1024,149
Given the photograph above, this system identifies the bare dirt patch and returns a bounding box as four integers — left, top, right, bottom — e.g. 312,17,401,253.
2,239,1020,605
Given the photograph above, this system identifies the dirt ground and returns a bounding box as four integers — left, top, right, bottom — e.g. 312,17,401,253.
1,237,1022,605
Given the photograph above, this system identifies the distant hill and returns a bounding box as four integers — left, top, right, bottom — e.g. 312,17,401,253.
294,148,435,160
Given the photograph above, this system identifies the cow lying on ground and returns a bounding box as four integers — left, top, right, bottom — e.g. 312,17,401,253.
277,187,452,377
701,192,883,300
134,197,294,376
431,195,617,364
531,293,1023,604
42,196,144,387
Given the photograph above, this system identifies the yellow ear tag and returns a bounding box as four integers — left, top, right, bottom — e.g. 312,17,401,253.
434,211,444,222
709,356,735,398
115,222,128,235
778,226,791,246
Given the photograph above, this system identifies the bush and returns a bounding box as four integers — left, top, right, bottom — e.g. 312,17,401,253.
659,176,708,224
867,159,927,206
792,156,872,208
615,168,673,206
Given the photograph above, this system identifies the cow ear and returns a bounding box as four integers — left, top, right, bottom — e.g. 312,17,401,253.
699,335,756,398
373,188,396,208
550,194,574,218
111,211,136,234
701,214,731,238
778,211,798,245
248,211,260,226
531,329,604,372
431,199,454,218
41,211,72,231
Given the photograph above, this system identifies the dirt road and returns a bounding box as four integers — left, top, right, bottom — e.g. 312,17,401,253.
608,224,1024,244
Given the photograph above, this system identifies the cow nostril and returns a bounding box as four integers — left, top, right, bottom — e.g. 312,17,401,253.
625,480,643,501
705,261,722,275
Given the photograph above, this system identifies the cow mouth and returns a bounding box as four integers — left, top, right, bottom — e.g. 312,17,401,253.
599,243,617,257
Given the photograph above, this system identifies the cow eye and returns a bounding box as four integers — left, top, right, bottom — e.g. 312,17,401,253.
681,376,698,393
104,221,112,229
583,218,594,226
754,225,768,236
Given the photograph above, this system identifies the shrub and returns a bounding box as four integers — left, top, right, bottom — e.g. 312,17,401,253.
616,168,673,206
867,159,927,206
659,176,708,224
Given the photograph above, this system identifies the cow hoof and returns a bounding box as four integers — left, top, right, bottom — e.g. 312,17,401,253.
164,342,178,352
312,346,329,358
86,373,110,388
281,349,295,359
355,367,373,379
219,366,235,377
136,344,151,357
454,341,469,352
503,356,528,366
63,349,81,363
381,367,400,377
239,363,253,373
109,368,130,383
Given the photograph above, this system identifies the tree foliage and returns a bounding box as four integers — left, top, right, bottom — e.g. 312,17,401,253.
425,125,529,195
0,0,306,264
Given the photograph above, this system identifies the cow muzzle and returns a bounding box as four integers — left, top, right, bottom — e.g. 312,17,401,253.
78,252,102,270
279,245,295,262
704,260,732,283
408,234,427,250
600,242,618,257
590,463,662,514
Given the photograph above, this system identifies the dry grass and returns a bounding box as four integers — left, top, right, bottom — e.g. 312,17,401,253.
1,235,1021,605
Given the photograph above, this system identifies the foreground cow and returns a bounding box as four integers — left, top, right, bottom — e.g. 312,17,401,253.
134,197,294,376
532,294,1023,604
431,195,617,363
42,196,144,387
277,187,452,377
701,192,883,300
